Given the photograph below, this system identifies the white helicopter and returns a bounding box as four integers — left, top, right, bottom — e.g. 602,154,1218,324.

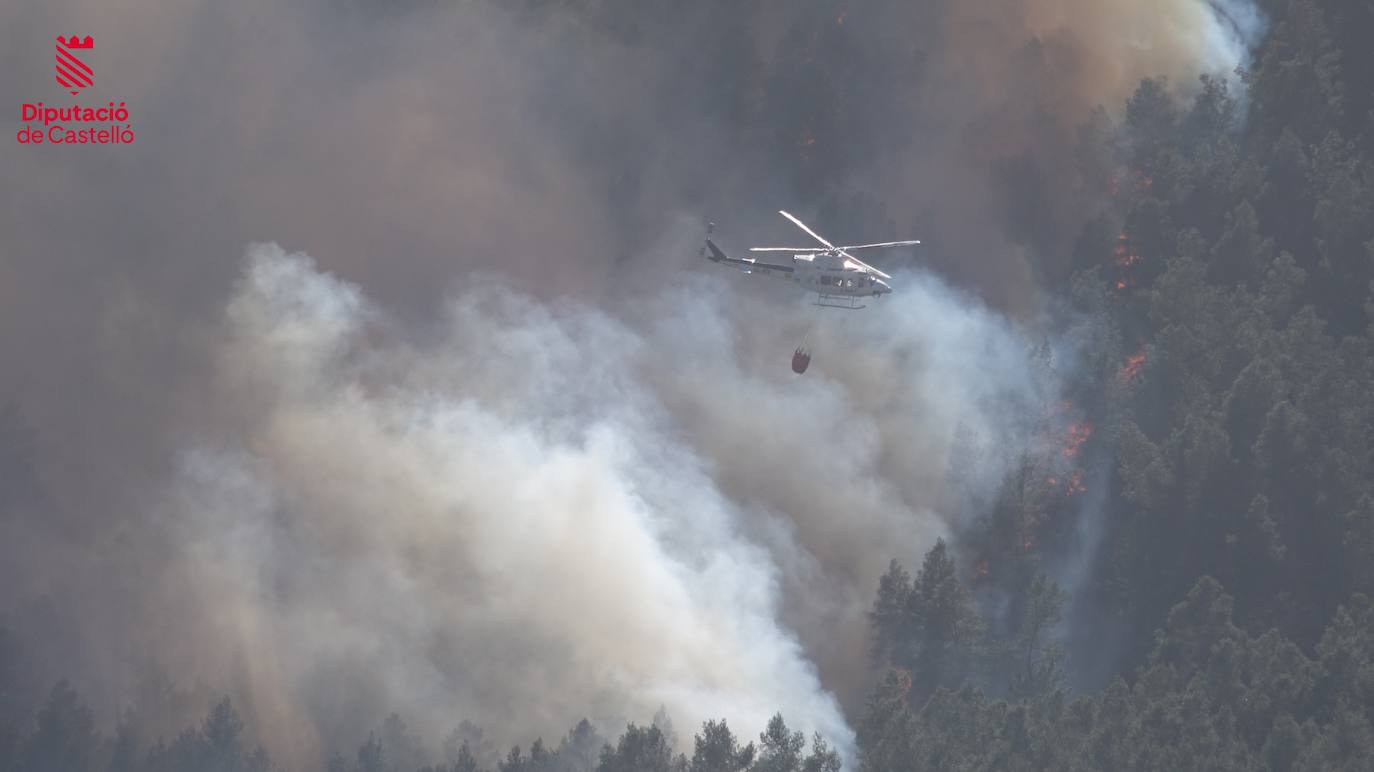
703,210,920,309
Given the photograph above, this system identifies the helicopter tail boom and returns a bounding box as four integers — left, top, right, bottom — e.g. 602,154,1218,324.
704,234,794,276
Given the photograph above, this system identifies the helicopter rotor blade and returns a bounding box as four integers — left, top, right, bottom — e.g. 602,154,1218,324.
842,255,893,280
779,210,835,250
837,240,922,250
749,247,817,252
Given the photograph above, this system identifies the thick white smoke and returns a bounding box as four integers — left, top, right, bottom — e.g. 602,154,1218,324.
137,243,1051,766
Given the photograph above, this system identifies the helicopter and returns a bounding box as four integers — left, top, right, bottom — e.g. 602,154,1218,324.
702,210,920,309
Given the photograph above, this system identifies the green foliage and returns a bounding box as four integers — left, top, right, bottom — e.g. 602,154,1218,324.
595,723,681,772
853,578,1374,770
556,719,605,772
690,720,753,772
800,734,840,772
868,540,986,703
1007,575,1067,699
751,715,803,772
856,671,918,772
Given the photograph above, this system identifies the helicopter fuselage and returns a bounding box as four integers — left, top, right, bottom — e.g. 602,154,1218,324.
703,239,892,301
790,253,892,298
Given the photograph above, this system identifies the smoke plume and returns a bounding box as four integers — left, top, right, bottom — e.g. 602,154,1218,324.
0,0,1261,766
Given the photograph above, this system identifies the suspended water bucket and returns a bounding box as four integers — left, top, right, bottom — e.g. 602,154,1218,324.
791,347,811,374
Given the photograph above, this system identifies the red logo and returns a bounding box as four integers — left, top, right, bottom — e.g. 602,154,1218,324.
55,35,94,96
17,34,136,146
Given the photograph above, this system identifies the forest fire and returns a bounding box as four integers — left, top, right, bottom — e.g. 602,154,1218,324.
5,0,1374,768
1113,233,1140,268
1062,422,1092,458
1047,469,1086,496
1117,348,1147,384
1113,232,1139,294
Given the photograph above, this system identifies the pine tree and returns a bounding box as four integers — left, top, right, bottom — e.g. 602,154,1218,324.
1008,574,1067,699
907,540,984,700
750,715,803,772
596,724,676,772
690,720,753,772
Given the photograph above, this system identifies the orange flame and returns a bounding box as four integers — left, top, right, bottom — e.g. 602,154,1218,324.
1117,348,1147,384
1063,422,1093,458
1114,232,1141,268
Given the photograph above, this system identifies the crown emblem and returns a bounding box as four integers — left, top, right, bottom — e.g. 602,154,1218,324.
58,35,94,49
